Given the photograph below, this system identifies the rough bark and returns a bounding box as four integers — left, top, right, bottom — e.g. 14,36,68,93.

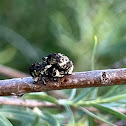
0,68,126,96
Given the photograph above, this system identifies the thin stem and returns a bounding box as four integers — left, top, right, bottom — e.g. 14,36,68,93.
91,35,97,71
91,35,98,99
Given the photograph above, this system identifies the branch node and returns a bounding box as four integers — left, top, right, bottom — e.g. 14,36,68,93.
61,77,69,84
101,71,111,84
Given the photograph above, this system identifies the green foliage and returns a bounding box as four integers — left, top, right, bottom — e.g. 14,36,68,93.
73,88,95,103
0,113,13,126
0,0,126,125
0,105,60,126
93,104,126,120
80,107,115,126
0,108,43,126
22,92,58,104
64,105,75,126
0,90,126,125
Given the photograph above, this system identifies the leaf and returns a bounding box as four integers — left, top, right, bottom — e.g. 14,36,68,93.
103,85,126,98
73,88,95,103
0,25,41,60
0,113,13,126
102,94,126,103
64,105,75,126
69,89,76,100
88,116,97,126
22,92,58,104
0,108,42,126
75,94,126,106
80,107,115,126
93,104,126,120
41,112,60,126
90,88,98,100
102,86,119,98
33,107,60,126
31,115,40,126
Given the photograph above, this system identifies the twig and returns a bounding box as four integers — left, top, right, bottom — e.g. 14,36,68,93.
110,58,126,69
0,64,67,98
0,97,57,108
0,64,29,78
0,97,126,114
0,68,126,96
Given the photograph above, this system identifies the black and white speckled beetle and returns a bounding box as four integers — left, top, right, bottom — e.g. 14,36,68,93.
30,53,74,84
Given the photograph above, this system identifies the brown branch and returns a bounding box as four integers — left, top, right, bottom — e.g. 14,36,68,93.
0,97,57,108
0,64,29,78
111,58,126,69
0,64,67,99
0,68,126,96
0,97,126,114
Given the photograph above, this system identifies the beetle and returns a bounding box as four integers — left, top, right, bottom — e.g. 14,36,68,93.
30,53,74,84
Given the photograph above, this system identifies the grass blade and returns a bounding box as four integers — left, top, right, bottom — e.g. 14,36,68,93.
80,107,115,126
88,116,97,126
73,88,95,103
93,104,126,120
33,107,60,126
64,105,75,126
69,89,76,100
22,92,58,104
0,113,13,126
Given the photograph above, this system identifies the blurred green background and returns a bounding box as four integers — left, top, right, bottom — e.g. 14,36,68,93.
0,0,126,75
0,0,126,125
